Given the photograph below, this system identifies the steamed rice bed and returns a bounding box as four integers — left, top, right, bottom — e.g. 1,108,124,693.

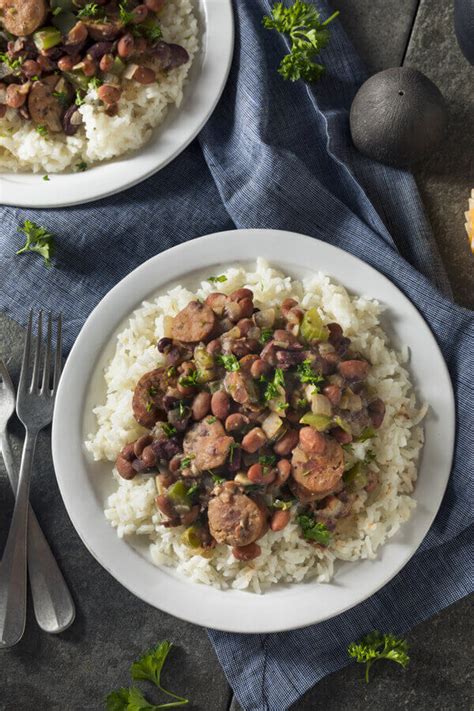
85,260,426,593
0,0,198,173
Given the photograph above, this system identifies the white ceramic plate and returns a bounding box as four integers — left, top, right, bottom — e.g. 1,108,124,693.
52,229,455,633
0,0,233,209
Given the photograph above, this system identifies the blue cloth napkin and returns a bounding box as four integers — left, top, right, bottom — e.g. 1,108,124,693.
0,2,473,710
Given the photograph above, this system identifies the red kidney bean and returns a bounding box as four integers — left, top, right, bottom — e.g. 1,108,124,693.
133,434,153,457
330,427,352,445
118,33,135,58
299,427,327,454
327,322,343,345
98,83,121,105
273,429,299,456
132,65,156,84
224,413,249,433
280,298,298,317
155,495,176,520
22,59,41,78
131,4,149,22
338,360,369,381
232,542,261,561
211,390,230,420
368,398,385,429
141,444,158,467
191,391,211,420
274,459,291,486
236,318,253,336
247,463,276,485
145,0,166,11
241,427,267,453
67,21,88,44
6,84,28,109
205,292,227,315
99,53,114,72
323,383,342,406
250,358,272,379
271,510,290,532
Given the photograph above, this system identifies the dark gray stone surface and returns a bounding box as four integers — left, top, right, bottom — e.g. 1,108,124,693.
1,2,473,710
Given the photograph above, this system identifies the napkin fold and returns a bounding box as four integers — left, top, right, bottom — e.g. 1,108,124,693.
0,2,472,710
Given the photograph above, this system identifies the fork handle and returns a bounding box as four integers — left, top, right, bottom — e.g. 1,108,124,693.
0,430,37,647
0,432,75,634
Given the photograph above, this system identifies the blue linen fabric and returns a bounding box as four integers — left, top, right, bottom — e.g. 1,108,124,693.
0,1,473,709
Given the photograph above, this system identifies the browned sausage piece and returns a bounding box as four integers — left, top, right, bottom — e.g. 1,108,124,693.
183,419,233,471
132,367,175,428
171,301,216,343
224,370,258,405
84,20,123,41
291,438,344,501
0,0,47,36
28,76,66,133
208,489,267,547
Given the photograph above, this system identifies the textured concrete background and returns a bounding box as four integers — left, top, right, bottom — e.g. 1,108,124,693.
1,1,473,710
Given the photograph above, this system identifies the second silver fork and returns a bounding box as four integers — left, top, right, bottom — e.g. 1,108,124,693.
0,312,75,648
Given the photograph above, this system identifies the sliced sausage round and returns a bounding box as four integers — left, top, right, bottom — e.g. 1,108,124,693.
183,419,233,471
208,489,267,547
28,76,65,133
132,367,176,428
291,437,344,501
0,0,47,36
171,301,216,343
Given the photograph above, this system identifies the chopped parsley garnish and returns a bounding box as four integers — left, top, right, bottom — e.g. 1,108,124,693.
53,90,69,107
16,220,55,268
52,6,62,15
272,499,294,511
216,354,240,372
365,449,376,463
88,76,103,90
35,125,48,137
207,275,227,283
186,483,199,497
133,21,162,43
42,175,50,182
177,401,188,418
77,3,105,19
210,472,225,485
296,397,308,409
180,455,195,470
106,640,189,709
259,454,276,468
167,366,177,378
148,386,157,397
348,632,410,683
261,368,285,402
296,514,331,545
206,416,217,424
162,423,177,438
0,53,23,71
229,442,240,463
75,91,86,106
296,359,324,387
178,370,199,387
118,0,134,24
75,161,88,172
145,402,153,412
259,328,273,344
263,1,339,82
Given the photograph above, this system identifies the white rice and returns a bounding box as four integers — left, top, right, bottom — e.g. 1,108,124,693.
0,0,198,173
86,259,426,593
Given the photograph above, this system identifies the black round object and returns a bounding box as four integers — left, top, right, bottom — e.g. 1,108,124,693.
349,67,448,168
454,0,474,65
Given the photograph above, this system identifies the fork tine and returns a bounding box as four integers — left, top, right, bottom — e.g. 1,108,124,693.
31,310,43,392
0,359,13,391
18,310,33,394
52,313,62,393
41,313,53,393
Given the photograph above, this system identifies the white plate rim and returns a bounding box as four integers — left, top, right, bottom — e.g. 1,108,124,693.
52,229,455,633
0,0,234,209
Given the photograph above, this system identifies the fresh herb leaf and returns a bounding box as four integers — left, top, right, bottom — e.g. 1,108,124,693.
259,328,273,344
145,401,154,413
0,52,23,71
296,397,308,409
16,220,55,268
186,483,199,498
364,449,376,464
77,2,105,19
272,499,294,510
167,366,177,378
75,90,86,106
53,90,69,107
229,441,240,463
180,455,195,470
261,367,285,402
133,21,162,43
148,386,157,397
263,1,339,83
106,686,160,710
357,426,376,442
52,6,62,15
297,514,331,545
178,370,199,387
347,632,410,683
130,641,189,707
207,275,227,283
162,423,177,438
118,0,134,24
206,416,217,424
75,160,88,172
88,76,103,90
216,354,240,372
35,124,48,137
42,175,50,181
296,359,324,387
259,454,276,468
210,472,225,485
177,401,188,418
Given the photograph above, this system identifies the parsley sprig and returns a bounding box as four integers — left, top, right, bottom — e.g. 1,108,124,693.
348,632,410,683
16,220,55,268
106,640,189,709
216,354,240,372
296,513,330,545
295,359,324,387
261,367,285,402
263,1,339,82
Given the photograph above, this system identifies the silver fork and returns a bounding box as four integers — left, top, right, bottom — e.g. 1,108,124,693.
0,358,75,641
0,312,74,648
